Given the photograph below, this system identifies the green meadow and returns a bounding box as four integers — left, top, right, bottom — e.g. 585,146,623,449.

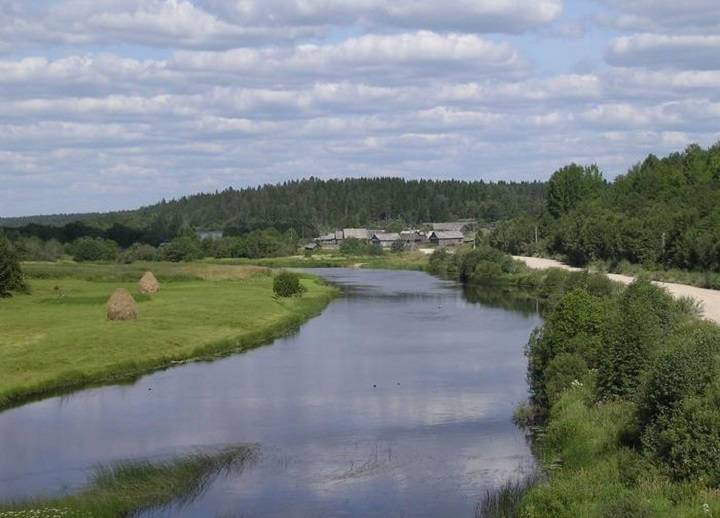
0,261,337,410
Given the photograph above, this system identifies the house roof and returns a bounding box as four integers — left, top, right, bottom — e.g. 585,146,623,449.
428,222,466,232
430,231,464,240
317,233,336,241
371,232,400,242
343,228,369,239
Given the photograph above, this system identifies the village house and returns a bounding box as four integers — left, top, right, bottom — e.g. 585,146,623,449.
370,232,400,248
342,228,370,240
428,230,464,247
196,230,224,241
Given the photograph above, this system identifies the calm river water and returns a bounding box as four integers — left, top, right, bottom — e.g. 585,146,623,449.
0,269,541,517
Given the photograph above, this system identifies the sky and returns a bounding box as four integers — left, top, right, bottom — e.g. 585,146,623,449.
1,0,719,217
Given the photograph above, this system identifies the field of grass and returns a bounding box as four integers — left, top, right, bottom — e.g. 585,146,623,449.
0,445,256,517
208,249,429,271
0,261,337,410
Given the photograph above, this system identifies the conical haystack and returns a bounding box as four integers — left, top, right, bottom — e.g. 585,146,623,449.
138,271,160,294
106,288,138,321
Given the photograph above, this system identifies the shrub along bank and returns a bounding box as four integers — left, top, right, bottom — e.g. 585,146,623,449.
500,278,720,517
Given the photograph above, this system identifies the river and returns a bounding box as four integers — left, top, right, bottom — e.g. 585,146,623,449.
0,269,541,517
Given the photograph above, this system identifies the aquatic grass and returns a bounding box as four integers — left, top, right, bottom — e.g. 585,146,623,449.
0,446,257,517
0,262,337,411
475,473,543,518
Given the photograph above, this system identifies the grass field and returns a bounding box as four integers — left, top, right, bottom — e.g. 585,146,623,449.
208,249,430,271
0,262,337,410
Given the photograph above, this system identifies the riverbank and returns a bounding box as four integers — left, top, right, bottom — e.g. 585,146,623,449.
0,445,257,517
0,262,337,411
482,267,720,516
514,256,720,324
207,249,429,270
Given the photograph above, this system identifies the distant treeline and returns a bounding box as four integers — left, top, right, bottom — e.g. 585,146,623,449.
1,177,546,236
490,142,720,272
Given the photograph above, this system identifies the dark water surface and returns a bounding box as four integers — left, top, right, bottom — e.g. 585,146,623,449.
0,269,541,517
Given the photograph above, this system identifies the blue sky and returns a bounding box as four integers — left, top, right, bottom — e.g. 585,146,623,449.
1,0,719,216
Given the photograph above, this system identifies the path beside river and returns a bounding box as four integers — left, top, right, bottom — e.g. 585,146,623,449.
513,256,720,325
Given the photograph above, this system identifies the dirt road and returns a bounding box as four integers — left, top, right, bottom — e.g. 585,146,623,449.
513,256,720,325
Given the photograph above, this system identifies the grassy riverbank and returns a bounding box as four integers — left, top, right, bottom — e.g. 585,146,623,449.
208,249,429,270
481,273,720,517
0,262,337,410
0,445,256,517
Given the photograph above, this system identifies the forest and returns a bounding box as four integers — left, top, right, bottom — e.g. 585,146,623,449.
2,142,720,273
0,177,546,236
490,142,720,273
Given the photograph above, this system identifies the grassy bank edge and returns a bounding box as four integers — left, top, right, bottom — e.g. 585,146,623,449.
0,275,339,412
0,445,258,517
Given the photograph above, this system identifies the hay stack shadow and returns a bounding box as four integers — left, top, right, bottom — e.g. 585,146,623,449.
107,288,138,321
138,271,160,294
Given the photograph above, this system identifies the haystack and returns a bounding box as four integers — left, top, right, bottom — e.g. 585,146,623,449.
106,288,138,321
138,271,160,294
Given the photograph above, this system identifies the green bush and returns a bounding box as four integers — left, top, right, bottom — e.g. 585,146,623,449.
597,280,678,400
638,323,720,435
161,236,203,262
0,234,25,297
119,243,160,263
545,353,588,406
273,271,305,297
528,288,608,408
654,381,720,484
67,237,119,262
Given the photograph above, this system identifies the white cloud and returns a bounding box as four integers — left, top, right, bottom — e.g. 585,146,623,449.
596,0,720,33
0,0,563,53
607,34,720,70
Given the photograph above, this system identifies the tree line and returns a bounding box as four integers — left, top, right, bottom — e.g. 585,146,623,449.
490,142,720,273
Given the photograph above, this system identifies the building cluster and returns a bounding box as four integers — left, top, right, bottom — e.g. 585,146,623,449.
308,221,475,250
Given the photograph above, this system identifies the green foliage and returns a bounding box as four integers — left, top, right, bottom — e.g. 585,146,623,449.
489,143,720,274
544,353,588,406
67,237,119,262
654,381,720,485
528,288,608,408
273,271,305,297
390,239,406,253
14,236,64,261
340,237,371,255
161,236,203,262
546,163,604,218
0,446,256,516
0,234,25,297
119,242,160,263
596,280,679,400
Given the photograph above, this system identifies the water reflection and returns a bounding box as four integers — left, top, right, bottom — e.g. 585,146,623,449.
0,269,541,517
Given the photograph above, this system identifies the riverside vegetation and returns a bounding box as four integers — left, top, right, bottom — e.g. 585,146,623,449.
0,446,257,517
427,244,720,516
0,260,336,410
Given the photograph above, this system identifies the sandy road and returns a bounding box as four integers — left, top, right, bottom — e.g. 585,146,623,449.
513,256,720,325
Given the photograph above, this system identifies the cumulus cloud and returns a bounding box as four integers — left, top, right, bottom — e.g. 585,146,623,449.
607,34,720,70
200,0,563,34
0,0,563,52
2,0,720,216
595,0,720,33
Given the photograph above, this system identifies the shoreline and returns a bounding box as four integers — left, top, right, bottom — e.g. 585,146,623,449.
0,271,338,412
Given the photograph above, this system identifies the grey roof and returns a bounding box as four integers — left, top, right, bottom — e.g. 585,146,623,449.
428,222,467,232
371,232,401,242
343,228,369,239
317,233,336,241
430,231,464,240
